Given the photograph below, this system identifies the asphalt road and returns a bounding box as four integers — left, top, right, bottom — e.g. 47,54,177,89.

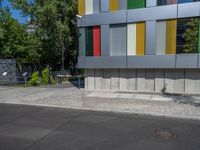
0,104,200,150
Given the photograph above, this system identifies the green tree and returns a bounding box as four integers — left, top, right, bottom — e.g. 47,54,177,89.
0,0,4,39
10,0,78,71
182,18,199,53
0,4,41,71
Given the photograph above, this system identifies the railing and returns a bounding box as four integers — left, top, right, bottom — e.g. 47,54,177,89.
0,76,31,85
56,74,84,89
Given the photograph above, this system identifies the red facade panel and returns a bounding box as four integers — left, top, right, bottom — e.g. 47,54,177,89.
167,0,176,4
93,26,101,56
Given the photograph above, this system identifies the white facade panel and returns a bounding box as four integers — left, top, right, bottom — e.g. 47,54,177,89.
156,21,166,55
85,0,94,15
127,24,136,56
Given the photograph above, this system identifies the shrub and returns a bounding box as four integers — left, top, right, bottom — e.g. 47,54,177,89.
28,71,40,86
41,68,56,85
41,68,49,84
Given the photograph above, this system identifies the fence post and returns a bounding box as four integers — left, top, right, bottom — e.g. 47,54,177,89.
24,77,27,86
79,76,80,89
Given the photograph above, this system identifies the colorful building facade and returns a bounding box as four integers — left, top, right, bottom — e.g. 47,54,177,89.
78,0,200,94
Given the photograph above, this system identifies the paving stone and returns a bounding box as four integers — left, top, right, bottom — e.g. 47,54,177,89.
0,85,200,120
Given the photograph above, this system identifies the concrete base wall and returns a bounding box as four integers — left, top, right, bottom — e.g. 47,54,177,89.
85,69,200,94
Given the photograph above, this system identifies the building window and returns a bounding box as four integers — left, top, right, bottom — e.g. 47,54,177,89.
177,18,200,54
127,22,146,56
85,27,93,56
110,24,127,56
157,0,199,5
85,26,101,56
157,0,177,6
178,0,199,4
156,20,177,54
127,0,146,9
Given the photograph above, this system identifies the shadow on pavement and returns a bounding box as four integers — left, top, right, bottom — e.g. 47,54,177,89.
161,85,200,107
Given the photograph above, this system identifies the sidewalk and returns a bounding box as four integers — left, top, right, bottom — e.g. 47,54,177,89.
0,84,200,120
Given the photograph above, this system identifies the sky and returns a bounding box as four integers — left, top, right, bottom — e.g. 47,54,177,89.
2,0,28,24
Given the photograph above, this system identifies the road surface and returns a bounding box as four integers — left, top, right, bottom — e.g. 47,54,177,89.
0,104,199,150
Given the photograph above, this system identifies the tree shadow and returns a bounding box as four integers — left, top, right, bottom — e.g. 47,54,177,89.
161,84,200,107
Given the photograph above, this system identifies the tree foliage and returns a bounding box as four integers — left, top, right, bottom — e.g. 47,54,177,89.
0,4,41,71
182,18,199,53
0,0,78,73
9,0,78,71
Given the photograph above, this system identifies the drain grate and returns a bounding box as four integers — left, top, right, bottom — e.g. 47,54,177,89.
152,128,177,140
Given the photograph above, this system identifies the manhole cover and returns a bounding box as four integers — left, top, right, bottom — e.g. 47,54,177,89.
152,128,177,140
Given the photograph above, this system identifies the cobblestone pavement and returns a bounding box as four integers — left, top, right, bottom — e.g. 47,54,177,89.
0,84,200,120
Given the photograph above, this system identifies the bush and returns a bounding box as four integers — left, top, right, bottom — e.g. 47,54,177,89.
28,68,56,86
41,68,49,84
28,71,40,86
41,68,56,85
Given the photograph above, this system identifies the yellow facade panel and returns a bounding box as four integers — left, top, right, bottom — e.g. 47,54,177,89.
110,0,118,11
78,0,85,16
166,19,177,54
136,22,145,55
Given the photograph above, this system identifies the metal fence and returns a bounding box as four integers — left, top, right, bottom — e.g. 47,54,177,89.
0,59,84,87
0,59,17,85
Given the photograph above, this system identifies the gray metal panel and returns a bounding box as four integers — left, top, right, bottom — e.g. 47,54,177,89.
77,17,86,27
101,0,109,12
176,54,198,68
178,2,200,18
110,24,127,56
93,0,100,14
127,8,148,22
79,11,127,27
79,28,85,56
146,21,156,55
85,56,127,68
127,5,177,22
146,0,157,7
118,0,127,10
100,11,127,25
127,55,176,68
83,13,102,26
78,56,85,68
101,25,110,56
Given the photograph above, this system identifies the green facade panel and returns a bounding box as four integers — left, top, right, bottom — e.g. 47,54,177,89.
127,0,145,9
86,27,93,56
